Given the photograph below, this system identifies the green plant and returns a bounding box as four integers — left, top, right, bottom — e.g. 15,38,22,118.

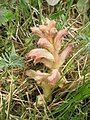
0,7,13,26
26,19,83,105
0,44,24,70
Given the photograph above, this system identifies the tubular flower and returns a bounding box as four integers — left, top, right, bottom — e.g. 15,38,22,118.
37,38,54,53
47,69,60,86
26,19,81,105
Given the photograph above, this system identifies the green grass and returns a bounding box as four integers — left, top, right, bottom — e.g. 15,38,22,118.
0,0,90,120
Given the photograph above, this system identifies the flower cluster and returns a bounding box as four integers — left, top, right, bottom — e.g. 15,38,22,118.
26,19,73,105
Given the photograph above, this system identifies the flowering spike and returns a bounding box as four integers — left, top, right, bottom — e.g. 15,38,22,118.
25,19,81,106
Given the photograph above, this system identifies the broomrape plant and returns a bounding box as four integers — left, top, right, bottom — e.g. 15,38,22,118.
26,19,82,105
